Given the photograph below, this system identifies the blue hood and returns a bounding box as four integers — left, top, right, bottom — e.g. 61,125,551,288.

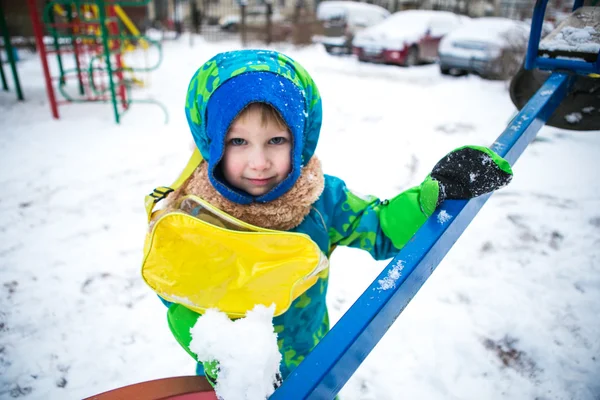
184,50,323,204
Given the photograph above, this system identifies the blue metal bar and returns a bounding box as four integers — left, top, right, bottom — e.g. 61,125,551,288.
524,0,548,71
572,0,584,10
270,72,573,400
535,56,600,75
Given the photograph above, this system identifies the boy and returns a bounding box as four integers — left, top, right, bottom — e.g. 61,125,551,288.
157,49,513,385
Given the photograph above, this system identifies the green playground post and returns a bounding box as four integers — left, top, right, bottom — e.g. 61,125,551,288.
0,2,23,100
97,0,121,124
0,50,8,91
66,4,85,95
47,4,67,85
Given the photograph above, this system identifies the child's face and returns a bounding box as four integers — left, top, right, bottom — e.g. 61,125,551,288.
222,108,292,196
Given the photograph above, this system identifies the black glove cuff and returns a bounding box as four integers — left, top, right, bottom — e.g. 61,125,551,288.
435,179,447,207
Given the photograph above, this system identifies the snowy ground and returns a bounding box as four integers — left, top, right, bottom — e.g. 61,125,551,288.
1,35,599,400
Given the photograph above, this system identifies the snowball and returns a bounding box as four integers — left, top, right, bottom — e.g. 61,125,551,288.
189,305,282,400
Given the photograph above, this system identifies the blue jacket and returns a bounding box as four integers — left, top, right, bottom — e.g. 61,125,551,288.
273,174,400,376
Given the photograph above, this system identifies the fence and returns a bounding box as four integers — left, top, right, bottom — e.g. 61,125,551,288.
186,0,322,44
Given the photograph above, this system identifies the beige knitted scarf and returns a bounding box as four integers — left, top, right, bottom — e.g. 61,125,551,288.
164,156,325,231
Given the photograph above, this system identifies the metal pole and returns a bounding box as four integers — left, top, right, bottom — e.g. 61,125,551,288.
265,1,272,45
107,5,128,110
97,0,121,123
27,0,59,117
0,50,8,91
48,3,67,85
240,2,247,48
0,2,24,100
524,0,548,70
67,4,85,95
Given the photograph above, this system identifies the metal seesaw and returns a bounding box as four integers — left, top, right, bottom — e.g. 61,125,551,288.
272,1,599,398
87,1,599,398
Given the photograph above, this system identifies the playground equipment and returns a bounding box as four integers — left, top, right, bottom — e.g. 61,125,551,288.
83,375,217,399
510,0,600,130
0,1,24,101
26,0,166,124
88,0,599,398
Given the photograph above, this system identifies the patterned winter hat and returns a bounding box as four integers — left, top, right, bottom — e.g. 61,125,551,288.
184,50,323,204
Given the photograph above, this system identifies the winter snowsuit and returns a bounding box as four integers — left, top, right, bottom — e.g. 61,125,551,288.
163,50,440,380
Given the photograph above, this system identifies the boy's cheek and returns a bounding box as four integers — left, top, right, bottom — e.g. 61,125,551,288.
223,150,245,169
223,160,243,177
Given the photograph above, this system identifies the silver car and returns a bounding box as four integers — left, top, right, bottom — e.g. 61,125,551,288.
438,17,529,79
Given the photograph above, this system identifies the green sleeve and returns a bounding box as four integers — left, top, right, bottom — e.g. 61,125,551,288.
167,303,201,359
167,304,219,383
324,175,439,260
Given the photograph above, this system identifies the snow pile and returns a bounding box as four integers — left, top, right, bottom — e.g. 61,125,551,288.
2,35,600,400
540,26,600,54
378,259,404,290
189,305,281,400
564,112,583,124
437,210,452,224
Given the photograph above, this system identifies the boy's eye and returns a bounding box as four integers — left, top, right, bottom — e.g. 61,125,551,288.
269,137,287,145
229,138,246,146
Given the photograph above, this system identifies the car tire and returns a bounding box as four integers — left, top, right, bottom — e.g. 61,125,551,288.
404,46,419,67
324,45,334,54
441,66,467,77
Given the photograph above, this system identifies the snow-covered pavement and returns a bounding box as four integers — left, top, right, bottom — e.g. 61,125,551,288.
1,35,599,399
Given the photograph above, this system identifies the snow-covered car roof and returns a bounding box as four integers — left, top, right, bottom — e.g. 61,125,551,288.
442,17,529,46
353,10,464,47
316,1,390,20
364,10,461,35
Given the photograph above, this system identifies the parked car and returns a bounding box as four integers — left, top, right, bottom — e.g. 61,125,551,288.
438,17,530,79
352,10,466,66
314,1,390,54
219,6,287,32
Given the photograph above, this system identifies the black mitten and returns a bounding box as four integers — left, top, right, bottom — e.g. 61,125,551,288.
430,145,513,203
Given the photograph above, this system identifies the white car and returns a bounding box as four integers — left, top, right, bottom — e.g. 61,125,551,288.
438,17,530,79
314,1,390,54
352,10,467,66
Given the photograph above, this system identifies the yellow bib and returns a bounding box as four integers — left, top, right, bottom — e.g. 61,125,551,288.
142,150,329,318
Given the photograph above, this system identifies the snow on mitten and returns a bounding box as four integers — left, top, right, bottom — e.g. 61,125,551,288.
429,145,513,204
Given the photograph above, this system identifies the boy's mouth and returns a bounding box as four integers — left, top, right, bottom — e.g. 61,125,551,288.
246,177,274,186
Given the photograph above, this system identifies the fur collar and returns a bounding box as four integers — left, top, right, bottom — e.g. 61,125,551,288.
166,156,325,230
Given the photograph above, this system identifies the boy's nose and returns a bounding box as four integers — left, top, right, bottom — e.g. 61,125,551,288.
248,149,269,170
